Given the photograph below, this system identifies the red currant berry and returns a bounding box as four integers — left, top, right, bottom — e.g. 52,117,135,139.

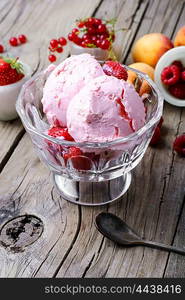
81,41,86,47
84,38,91,45
48,54,56,62
95,39,101,47
94,18,102,26
56,47,63,53
88,27,97,34
98,24,107,33
73,35,82,45
68,33,73,41
100,33,108,40
50,39,58,49
0,44,4,53
100,39,110,50
78,21,85,28
87,17,95,26
9,37,18,47
72,28,79,34
18,34,27,44
82,33,91,41
58,37,67,46
91,35,97,42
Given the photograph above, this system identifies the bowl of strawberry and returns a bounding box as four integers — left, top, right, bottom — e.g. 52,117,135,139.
0,57,31,121
154,46,185,107
68,17,117,61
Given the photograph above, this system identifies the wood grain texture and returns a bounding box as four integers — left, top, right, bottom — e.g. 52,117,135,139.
0,0,101,171
0,0,101,278
0,0,185,278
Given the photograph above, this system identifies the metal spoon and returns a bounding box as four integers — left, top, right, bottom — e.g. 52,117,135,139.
95,212,185,255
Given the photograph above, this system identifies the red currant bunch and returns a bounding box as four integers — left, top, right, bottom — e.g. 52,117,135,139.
48,37,67,62
68,17,116,50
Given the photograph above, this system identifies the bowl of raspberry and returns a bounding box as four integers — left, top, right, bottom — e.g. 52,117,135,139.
154,46,185,107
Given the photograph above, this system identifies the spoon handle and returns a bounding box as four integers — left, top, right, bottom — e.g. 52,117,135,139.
142,240,185,255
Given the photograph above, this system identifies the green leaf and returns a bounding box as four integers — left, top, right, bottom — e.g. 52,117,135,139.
86,43,96,48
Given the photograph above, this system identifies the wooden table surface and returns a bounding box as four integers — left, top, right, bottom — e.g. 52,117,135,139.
0,0,185,278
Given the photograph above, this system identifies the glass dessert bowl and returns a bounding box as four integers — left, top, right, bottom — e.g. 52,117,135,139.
16,64,163,206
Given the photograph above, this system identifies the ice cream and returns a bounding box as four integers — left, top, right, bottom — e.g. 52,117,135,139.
42,54,146,144
67,75,145,143
41,53,104,127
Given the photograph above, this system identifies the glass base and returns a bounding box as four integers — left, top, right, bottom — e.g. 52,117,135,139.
53,172,131,206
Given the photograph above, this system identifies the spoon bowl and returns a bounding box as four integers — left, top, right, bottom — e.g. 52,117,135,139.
95,212,141,245
95,212,185,255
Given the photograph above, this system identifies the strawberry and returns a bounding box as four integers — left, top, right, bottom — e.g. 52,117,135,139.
103,61,128,81
48,126,74,141
0,57,24,85
64,147,92,171
47,127,91,170
63,146,82,160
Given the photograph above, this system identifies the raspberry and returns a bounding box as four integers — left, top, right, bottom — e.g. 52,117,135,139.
181,70,185,81
161,65,180,85
103,61,128,81
63,146,82,159
173,134,185,156
48,126,74,141
150,126,161,146
169,83,185,99
171,60,183,71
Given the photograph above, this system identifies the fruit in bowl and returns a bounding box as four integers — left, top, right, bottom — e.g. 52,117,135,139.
0,57,31,121
161,60,185,99
68,17,116,60
154,46,185,107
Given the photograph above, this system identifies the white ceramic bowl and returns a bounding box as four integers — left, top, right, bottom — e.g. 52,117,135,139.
154,46,185,107
0,62,32,121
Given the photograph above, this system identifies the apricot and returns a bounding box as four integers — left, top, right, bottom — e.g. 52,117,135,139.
127,62,155,96
128,62,154,80
131,33,173,67
174,26,185,46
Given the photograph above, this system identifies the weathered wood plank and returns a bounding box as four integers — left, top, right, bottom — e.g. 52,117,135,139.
0,120,24,171
0,0,184,279
0,0,102,278
54,0,185,278
164,107,185,278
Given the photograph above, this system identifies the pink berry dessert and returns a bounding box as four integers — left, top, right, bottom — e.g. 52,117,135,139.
41,54,146,170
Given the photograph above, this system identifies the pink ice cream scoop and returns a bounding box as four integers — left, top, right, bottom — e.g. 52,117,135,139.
41,53,104,127
67,75,145,143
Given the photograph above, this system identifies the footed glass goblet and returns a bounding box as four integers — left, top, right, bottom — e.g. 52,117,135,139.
16,65,163,206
